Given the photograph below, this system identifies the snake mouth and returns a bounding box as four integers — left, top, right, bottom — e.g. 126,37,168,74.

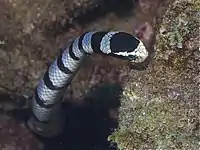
107,52,148,64
106,53,137,61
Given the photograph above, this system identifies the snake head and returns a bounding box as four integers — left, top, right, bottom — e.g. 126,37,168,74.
103,32,149,63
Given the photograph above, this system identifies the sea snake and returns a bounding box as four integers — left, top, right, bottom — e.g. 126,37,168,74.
27,31,148,137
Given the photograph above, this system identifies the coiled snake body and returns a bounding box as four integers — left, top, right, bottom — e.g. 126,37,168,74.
27,31,148,137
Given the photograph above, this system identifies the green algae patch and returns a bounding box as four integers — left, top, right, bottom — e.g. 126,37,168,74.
157,0,200,51
156,0,200,72
108,0,200,149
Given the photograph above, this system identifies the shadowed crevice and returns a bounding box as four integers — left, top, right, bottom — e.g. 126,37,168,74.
6,83,123,150
45,0,137,37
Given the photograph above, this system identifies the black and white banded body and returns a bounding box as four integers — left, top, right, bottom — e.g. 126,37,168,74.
27,31,148,137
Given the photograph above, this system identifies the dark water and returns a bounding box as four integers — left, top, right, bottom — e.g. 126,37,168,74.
42,103,117,150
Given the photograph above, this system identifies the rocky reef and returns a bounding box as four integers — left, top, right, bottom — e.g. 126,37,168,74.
108,0,200,149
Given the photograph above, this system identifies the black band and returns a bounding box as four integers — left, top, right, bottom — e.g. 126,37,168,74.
57,54,73,74
43,71,64,90
69,42,80,60
91,31,109,53
35,90,55,109
78,32,90,55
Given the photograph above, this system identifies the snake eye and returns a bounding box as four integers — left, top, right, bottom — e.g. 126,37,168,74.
128,55,137,60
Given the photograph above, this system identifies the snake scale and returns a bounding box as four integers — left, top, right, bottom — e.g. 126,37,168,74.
27,31,148,137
